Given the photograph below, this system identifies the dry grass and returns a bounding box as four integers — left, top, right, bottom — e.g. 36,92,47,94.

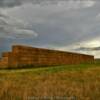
0,64,100,100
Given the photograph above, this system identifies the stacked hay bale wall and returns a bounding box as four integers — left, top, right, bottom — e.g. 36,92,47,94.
0,45,94,68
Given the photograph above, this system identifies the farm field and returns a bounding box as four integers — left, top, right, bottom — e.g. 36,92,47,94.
0,63,100,100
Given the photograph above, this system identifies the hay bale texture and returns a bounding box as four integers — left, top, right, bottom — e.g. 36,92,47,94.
0,45,94,68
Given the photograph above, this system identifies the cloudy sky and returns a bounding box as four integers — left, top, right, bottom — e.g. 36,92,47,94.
0,0,100,58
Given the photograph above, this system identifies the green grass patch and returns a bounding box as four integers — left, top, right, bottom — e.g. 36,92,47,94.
0,62,100,75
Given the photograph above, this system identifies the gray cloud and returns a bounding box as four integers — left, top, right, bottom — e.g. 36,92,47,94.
0,0,22,7
0,0,100,58
0,12,38,39
0,0,96,8
75,47,100,51
7,0,99,46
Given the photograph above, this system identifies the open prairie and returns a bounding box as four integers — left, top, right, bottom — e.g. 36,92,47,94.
0,62,100,100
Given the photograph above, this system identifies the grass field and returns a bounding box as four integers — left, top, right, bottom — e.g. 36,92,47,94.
0,62,100,100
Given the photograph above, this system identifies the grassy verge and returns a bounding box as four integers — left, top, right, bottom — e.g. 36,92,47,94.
0,63,99,74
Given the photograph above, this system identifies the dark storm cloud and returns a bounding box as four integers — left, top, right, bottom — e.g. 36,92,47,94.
0,0,22,7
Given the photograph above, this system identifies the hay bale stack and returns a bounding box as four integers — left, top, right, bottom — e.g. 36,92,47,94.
0,45,94,68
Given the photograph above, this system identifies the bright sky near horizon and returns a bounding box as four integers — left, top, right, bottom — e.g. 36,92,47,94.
0,0,100,58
